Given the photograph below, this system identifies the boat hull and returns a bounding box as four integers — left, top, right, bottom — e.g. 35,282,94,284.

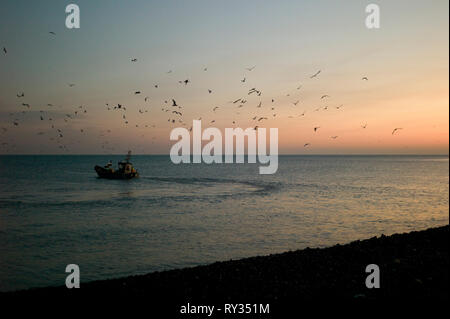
94,165,138,180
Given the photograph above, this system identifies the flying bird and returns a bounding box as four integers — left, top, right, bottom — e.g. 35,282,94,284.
246,66,256,71
321,95,330,99
131,58,137,62
361,123,367,129
310,70,321,78
304,143,310,147
314,127,320,132
362,77,369,81
49,31,56,35
2,47,6,54
392,128,403,135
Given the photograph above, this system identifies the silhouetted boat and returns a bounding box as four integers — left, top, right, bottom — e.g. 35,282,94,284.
95,151,139,179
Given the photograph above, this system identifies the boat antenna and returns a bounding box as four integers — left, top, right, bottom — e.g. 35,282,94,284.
126,150,132,163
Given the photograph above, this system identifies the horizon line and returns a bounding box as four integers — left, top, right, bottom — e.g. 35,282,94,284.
1,153,448,156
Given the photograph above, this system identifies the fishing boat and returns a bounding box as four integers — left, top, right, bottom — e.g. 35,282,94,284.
95,151,139,179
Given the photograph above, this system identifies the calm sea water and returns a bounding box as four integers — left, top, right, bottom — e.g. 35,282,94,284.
0,155,448,291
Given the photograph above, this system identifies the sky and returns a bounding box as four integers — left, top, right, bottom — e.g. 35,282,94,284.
0,0,448,154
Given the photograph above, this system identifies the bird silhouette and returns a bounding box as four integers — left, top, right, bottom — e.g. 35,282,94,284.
392,128,403,135
310,70,321,78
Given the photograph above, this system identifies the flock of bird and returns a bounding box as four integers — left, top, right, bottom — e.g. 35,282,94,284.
1,33,404,153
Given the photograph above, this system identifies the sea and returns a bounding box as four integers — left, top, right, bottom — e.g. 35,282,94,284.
0,155,448,292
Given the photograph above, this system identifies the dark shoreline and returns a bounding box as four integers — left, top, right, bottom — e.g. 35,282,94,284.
3,225,448,305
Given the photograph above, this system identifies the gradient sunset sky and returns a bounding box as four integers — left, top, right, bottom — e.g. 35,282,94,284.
0,0,448,154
